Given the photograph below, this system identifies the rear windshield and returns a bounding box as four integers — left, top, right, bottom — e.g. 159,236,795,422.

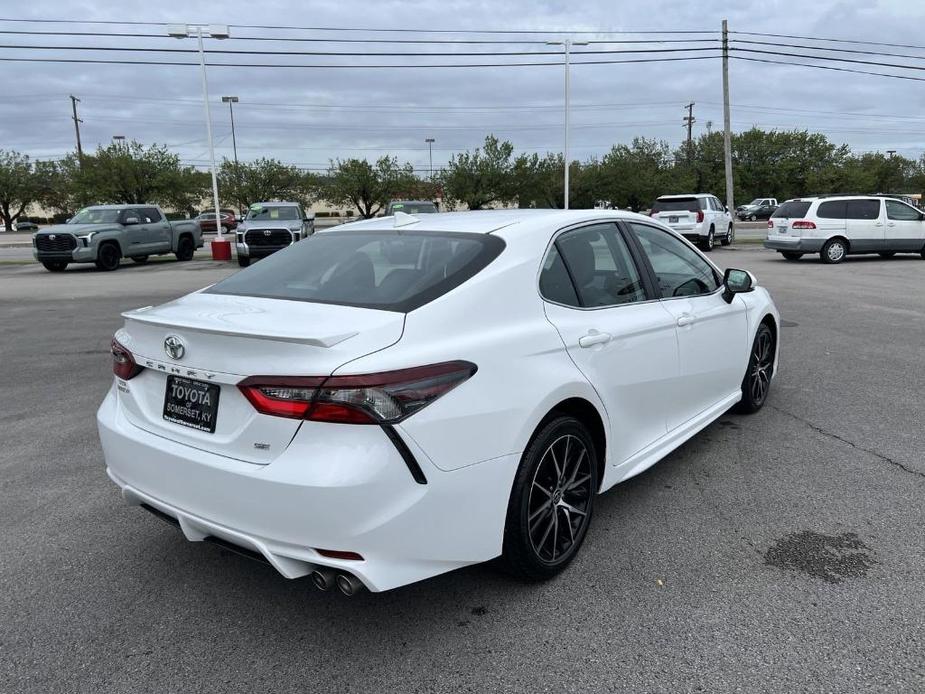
246,206,300,221
389,202,438,214
651,198,700,213
771,201,812,219
206,230,505,312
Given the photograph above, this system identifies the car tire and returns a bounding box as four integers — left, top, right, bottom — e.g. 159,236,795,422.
41,260,67,272
175,236,194,262
699,228,715,252
749,214,757,221
501,415,598,582
721,224,734,246
781,251,803,261
878,251,896,258
237,256,250,267
131,255,149,264
95,243,121,271
221,225,229,234
735,322,775,414
820,238,847,264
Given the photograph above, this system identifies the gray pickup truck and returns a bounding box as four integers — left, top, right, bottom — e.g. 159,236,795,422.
234,201,314,267
33,204,202,272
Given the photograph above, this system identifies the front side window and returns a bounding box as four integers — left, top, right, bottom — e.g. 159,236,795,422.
845,199,881,220
540,224,646,308
886,200,921,221
629,223,720,299
206,230,504,312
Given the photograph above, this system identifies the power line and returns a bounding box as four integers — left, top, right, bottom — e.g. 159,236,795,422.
731,56,925,83
0,54,721,69
0,43,723,57
731,30,925,52
730,46,925,72
731,38,925,62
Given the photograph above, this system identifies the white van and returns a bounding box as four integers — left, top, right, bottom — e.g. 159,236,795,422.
764,196,925,264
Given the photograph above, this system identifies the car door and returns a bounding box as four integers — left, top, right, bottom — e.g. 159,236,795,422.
626,221,749,430
884,199,925,252
541,222,679,466
120,208,151,254
142,207,172,253
845,199,884,253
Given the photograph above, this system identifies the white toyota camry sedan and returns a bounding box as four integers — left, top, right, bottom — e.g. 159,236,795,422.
98,209,780,594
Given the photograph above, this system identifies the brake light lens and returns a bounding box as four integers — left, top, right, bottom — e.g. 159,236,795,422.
238,361,478,424
696,210,704,223
768,220,774,228
791,220,816,229
111,338,143,380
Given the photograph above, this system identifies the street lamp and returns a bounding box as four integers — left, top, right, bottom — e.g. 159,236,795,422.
168,23,230,257
425,137,435,181
546,39,588,210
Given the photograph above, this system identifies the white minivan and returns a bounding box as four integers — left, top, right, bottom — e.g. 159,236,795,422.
765,196,925,264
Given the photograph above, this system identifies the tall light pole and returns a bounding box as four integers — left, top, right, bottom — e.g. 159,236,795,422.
547,39,588,210
168,23,229,253
221,96,239,169
425,137,435,180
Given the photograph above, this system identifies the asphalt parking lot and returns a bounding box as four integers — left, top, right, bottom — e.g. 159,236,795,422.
2,246,923,693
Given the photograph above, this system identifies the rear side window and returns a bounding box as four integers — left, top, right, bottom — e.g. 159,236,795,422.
206,231,504,312
651,198,700,213
771,201,812,219
817,201,846,219
846,200,881,220
141,207,163,223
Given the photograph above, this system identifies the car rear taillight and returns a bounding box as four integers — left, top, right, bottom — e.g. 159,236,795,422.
768,220,774,228
696,210,704,223
238,361,477,424
650,212,659,218
111,338,143,380
791,220,816,229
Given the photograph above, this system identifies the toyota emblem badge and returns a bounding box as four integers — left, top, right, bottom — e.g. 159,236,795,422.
164,335,185,360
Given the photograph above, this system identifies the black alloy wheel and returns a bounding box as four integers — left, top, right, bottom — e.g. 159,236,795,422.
502,416,597,580
736,323,774,413
41,260,68,272
175,236,194,261
95,243,121,271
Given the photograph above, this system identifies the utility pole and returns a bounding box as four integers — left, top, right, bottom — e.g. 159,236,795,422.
721,19,735,214
69,95,83,164
683,102,695,161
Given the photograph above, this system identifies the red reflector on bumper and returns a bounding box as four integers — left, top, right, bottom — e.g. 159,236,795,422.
315,548,364,561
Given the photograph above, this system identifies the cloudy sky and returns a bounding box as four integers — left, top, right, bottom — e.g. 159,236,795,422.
2,0,925,176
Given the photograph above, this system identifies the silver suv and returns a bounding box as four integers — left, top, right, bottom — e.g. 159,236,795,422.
235,202,314,267
649,194,733,252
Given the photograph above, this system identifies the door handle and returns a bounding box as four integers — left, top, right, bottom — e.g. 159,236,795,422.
676,313,696,327
887,222,895,227
578,330,612,348
874,222,884,227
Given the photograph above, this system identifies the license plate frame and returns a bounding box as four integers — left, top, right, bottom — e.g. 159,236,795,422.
668,215,679,223
163,375,220,433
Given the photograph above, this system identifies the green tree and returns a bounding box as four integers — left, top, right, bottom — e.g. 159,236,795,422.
597,138,675,211
324,156,418,218
218,157,311,212
70,141,207,213
0,150,40,228
441,135,515,209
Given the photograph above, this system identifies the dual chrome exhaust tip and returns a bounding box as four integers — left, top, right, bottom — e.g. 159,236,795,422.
310,568,365,596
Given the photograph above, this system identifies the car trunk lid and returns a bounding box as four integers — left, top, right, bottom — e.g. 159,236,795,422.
114,292,405,464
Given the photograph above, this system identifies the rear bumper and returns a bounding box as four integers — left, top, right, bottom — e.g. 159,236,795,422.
96,385,517,592
763,236,825,252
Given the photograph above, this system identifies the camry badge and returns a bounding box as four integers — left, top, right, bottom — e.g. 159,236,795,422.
164,335,185,360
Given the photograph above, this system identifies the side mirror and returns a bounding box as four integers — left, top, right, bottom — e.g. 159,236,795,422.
123,216,140,225
724,205,729,212
722,268,755,304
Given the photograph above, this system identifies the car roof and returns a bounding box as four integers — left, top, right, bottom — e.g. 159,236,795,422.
252,201,300,206
389,200,436,205
656,193,712,199
330,208,653,235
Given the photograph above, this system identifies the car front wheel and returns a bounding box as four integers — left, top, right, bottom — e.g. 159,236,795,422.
502,416,598,581
736,323,775,413
237,256,250,267
700,228,715,252
41,260,68,272
721,224,734,246
95,243,121,271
